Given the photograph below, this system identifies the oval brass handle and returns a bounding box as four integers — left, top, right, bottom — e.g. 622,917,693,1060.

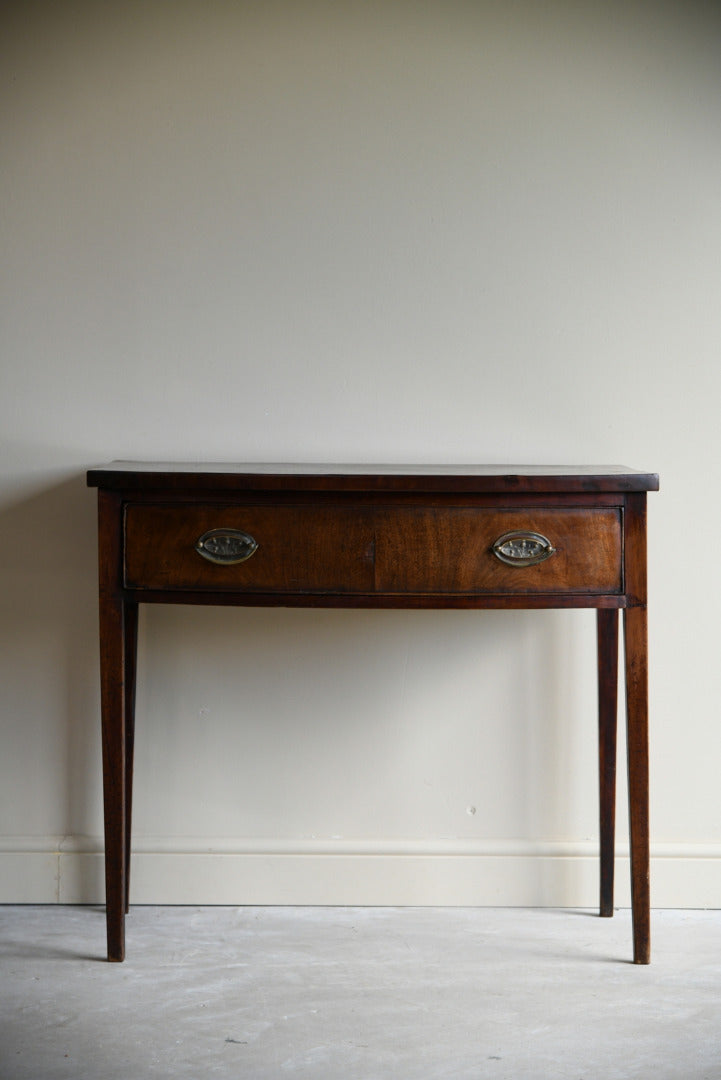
492,530,556,567
195,528,258,565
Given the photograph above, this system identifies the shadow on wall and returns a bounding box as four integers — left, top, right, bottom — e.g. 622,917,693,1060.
0,474,100,842
132,601,594,847
0,474,597,886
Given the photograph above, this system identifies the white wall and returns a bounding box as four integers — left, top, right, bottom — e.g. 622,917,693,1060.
2,1,720,908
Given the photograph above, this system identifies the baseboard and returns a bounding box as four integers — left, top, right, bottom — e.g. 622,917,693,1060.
1,837,720,907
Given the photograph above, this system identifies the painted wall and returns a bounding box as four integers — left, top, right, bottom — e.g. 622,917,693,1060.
2,1,720,907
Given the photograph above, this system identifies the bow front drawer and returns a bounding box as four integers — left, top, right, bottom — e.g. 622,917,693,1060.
124,504,376,592
124,503,622,596
374,507,622,594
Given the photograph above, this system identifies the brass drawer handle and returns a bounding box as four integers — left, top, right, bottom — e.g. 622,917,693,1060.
492,530,556,567
195,528,258,565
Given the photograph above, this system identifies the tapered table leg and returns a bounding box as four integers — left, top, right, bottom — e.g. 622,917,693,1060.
99,590,127,961
98,490,131,962
624,604,650,964
597,608,619,918
124,603,138,916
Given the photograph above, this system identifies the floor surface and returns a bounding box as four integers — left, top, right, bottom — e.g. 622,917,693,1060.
1,906,720,1079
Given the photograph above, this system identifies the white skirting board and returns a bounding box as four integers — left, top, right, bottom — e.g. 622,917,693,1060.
2,837,720,908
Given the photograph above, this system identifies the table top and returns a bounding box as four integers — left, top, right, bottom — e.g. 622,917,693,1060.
87,462,659,494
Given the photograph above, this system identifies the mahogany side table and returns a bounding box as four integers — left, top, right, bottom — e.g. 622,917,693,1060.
87,463,659,963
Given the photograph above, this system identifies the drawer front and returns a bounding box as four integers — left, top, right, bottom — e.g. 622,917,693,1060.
125,503,622,596
124,504,376,592
375,507,622,594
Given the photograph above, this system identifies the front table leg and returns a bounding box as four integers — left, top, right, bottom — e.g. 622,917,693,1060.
99,589,128,961
624,604,650,965
98,489,134,962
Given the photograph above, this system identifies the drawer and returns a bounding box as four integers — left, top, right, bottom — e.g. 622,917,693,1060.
375,507,622,594
124,503,622,596
124,504,376,592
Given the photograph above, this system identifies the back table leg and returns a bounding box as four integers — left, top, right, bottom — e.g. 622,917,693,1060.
123,603,138,916
597,608,619,918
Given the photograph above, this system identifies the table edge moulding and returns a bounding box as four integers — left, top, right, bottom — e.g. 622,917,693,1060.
87,463,659,964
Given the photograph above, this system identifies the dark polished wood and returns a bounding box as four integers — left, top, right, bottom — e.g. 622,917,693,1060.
623,493,652,965
125,503,622,596
88,461,659,493
88,463,658,963
597,608,619,918
97,490,127,962
123,601,138,918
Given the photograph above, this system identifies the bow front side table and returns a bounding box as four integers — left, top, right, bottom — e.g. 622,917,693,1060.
87,463,658,963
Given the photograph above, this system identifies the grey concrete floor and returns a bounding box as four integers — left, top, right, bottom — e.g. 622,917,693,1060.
1,906,720,1079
